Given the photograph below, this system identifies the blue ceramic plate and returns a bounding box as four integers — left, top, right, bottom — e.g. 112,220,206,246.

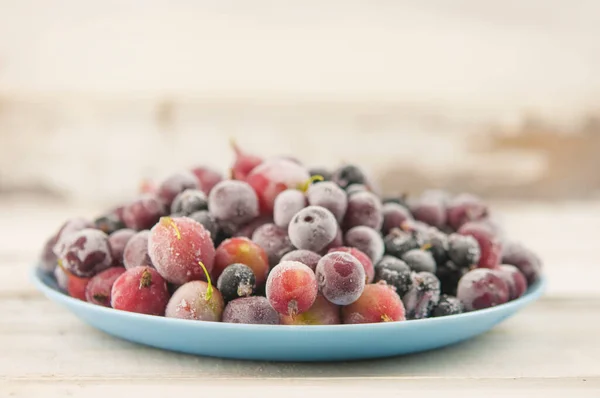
32,267,545,361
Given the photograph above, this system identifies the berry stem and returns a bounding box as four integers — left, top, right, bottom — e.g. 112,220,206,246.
298,175,324,192
160,217,181,240
198,261,213,301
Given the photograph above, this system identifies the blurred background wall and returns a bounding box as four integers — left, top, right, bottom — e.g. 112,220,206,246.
1,0,599,205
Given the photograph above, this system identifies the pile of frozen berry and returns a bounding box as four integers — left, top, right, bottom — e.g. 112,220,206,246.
38,142,542,325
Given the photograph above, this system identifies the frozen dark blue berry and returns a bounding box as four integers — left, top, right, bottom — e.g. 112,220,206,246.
448,233,481,268
418,228,449,266
374,255,412,297
402,272,441,320
332,164,366,189
346,184,368,196
216,263,257,302
436,260,468,296
94,214,125,235
384,229,419,258
188,210,220,239
309,167,332,182
402,249,437,273
170,189,208,216
431,294,464,317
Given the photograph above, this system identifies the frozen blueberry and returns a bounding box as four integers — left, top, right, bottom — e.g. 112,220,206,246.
288,206,338,253
448,233,481,268
170,189,208,216
374,255,412,297
402,272,441,320
402,249,437,273
384,229,419,258
216,263,256,302
431,294,464,317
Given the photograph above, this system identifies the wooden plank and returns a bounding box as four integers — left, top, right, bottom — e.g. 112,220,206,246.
0,298,598,380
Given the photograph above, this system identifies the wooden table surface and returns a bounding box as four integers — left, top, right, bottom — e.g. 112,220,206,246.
1,198,598,397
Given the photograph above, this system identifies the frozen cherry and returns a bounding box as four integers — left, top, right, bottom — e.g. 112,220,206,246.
230,139,263,181
342,282,405,324
431,294,464,317
108,229,136,267
57,229,113,278
447,193,488,231
213,237,270,285
85,267,126,307
457,268,509,311
166,281,224,321
447,233,481,269
382,202,413,235
188,210,219,239
280,294,341,325
190,166,223,195
111,266,170,316
266,261,318,316
123,230,153,269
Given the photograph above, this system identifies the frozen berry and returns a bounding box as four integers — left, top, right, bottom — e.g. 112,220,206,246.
410,194,447,229
402,272,441,319
280,249,322,271
288,206,338,253
52,217,95,257
246,158,310,214
328,247,375,283
222,296,280,325
344,226,384,264
85,267,126,307
108,229,136,267
431,294,464,317
384,228,419,258
436,261,468,296
458,221,502,269
457,268,509,311
501,241,542,284
306,181,348,223
252,223,294,266
323,225,344,253
382,202,413,235
447,193,488,231
67,273,91,301
216,263,256,302
343,191,383,230
230,139,263,181
280,294,341,325
208,180,260,226
123,231,153,269
345,184,368,196
122,194,166,231
190,166,223,195
111,266,170,316
157,171,201,207
234,215,273,238
148,217,215,285
188,210,219,239
374,255,412,297
266,261,318,315
170,189,208,216
342,282,405,324
213,237,270,285
402,249,436,273
447,233,481,269
57,229,113,278
494,264,527,300
332,164,366,189
166,281,224,321
417,227,449,266
315,252,365,305
273,189,306,228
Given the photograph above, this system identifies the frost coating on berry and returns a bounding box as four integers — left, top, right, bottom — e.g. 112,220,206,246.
375,256,413,297
111,266,170,316
280,250,322,271
448,233,481,269
447,193,488,231
343,191,383,230
457,268,509,311
342,283,405,324
252,223,294,266
58,228,113,278
266,261,318,315
108,229,136,267
288,206,338,253
431,294,464,317
122,194,166,231
213,237,270,285
274,189,306,228
402,272,441,319
458,221,502,269
344,226,384,264
494,264,528,300
315,252,365,305
216,263,256,302
170,189,208,216
166,281,224,321
123,231,153,269
328,246,375,284
402,249,437,273
280,294,341,325
157,171,201,207
52,217,95,257
222,296,280,324
382,202,413,235
306,182,348,223
208,180,259,226
501,241,542,284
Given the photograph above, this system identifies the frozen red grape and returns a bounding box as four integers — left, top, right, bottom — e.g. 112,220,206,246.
57,228,113,278
123,230,153,269
208,180,259,226
252,223,294,266
328,247,374,284
306,181,348,223
266,261,318,315
170,189,208,216
148,217,216,285
230,140,263,181
273,189,306,228
402,272,441,319
382,202,413,235
343,191,383,230
222,296,280,325
315,252,365,305
213,237,270,285
458,221,502,269
216,263,256,302
288,206,338,253
122,194,166,231
410,194,447,230
457,268,509,311
190,166,223,195
280,294,341,325
280,249,322,271
85,267,126,307
375,255,413,297
402,249,437,273
447,233,481,269
342,282,405,324
343,226,384,264
431,294,464,317
447,193,488,231
246,158,310,214
494,264,527,300
501,241,542,284
111,266,170,315
166,281,224,321
108,229,136,267
156,171,201,207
